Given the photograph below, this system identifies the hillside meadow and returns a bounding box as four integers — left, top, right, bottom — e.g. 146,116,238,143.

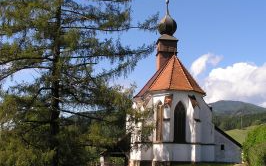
225,125,259,144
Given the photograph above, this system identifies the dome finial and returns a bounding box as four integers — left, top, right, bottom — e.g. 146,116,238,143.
166,0,169,15
158,0,177,36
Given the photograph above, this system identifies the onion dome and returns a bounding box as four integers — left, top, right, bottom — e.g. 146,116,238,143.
158,0,177,36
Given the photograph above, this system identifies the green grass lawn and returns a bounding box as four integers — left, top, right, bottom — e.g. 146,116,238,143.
225,125,259,144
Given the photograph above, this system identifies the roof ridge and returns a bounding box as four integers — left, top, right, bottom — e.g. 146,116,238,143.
150,55,175,90
215,126,242,148
134,65,165,98
177,57,205,94
175,57,193,90
168,55,176,89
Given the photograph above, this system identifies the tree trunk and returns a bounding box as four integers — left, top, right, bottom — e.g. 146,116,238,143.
50,2,62,166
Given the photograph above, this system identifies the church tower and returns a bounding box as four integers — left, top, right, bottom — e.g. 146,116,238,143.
129,1,242,165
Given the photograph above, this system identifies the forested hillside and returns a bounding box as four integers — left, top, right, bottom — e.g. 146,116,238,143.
211,100,266,115
212,100,266,130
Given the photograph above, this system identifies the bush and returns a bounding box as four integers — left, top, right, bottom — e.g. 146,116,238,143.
243,124,266,166
248,143,266,166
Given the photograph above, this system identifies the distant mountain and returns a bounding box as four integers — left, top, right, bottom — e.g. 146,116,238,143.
211,100,266,130
210,100,266,116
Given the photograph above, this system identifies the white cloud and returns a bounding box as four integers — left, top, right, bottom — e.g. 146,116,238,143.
190,53,223,78
260,102,266,108
204,62,266,106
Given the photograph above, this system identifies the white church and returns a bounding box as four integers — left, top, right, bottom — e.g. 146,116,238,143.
128,1,242,165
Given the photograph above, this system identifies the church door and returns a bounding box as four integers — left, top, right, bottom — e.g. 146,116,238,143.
174,101,186,143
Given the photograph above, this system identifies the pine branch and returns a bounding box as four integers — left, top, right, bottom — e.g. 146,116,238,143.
0,65,51,81
0,56,52,65
61,25,146,32
97,0,131,2
61,9,100,21
67,46,154,58
23,120,51,124
60,109,109,122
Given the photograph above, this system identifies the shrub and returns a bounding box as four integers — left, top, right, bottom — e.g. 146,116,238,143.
248,142,266,166
243,124,266,166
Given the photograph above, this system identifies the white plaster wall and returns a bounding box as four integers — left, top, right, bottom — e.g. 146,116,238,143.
140,146,153,160
129,91,219,163
152,95,165,106
186,96,194,143
153,144,170,161
163,105,171,141
164,105,171,119
214,130,242,163
153,144,192,161
189,108,197,143
131,143,216,162
153,144,206,162
196,95,214,144
130,144,154,161
196,121,202,143
153,94,165,142
170,91,192,143
151,91,212,144
201,121,214,143
130,145,142,160
191,107,201,143
193,106,200,120
201,145,215,162
191,145,201,162
163,121,170,141
170,144,191,161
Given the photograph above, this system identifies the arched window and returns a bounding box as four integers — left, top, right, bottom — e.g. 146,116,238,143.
174,101,186,143
156,101,163,141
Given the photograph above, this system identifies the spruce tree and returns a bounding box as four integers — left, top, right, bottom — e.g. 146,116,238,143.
0,0,158,165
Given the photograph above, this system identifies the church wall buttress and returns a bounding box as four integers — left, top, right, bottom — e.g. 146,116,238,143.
156,101,163,142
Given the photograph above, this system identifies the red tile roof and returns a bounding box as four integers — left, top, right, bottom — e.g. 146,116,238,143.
134,55,205,98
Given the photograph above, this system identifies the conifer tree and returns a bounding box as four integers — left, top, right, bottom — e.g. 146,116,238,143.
0,0,158,165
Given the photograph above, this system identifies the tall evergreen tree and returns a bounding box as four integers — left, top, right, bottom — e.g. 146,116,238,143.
0,0,158,165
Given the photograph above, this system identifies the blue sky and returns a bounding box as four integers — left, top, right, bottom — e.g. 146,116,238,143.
117,0,266,106
2,0,266,106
